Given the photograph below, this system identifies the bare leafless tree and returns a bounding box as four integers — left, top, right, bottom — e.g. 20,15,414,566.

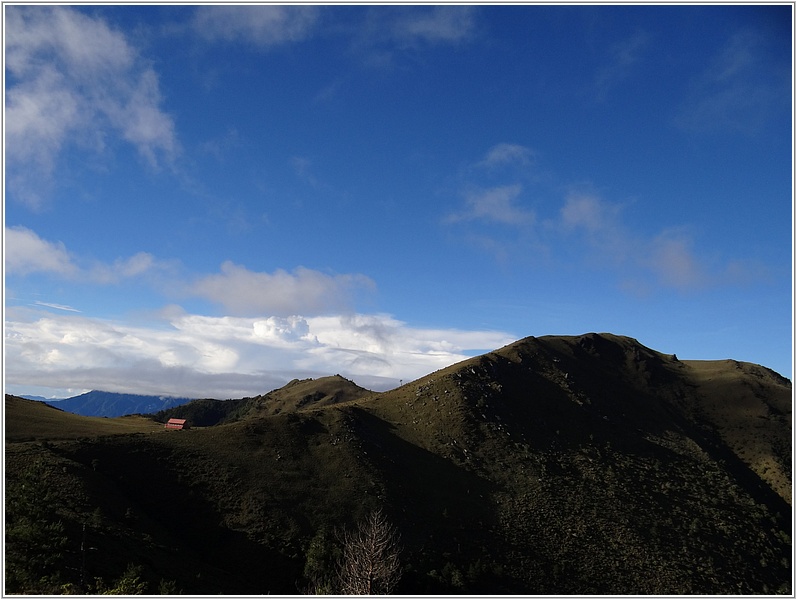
337,508,402,595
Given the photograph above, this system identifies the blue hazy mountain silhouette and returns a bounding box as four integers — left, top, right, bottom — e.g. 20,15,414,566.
26,390,195,417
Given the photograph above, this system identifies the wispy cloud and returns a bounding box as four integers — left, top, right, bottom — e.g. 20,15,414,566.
198,128,242,162
189,262,376,316
349,6,477,68
557,193,766,292
33,301,81,313
560,193,618,233
446,185,535,226
447,144,538,226
674,30,790,134
477,143,536,169
5,226,174,284
4,307,516,398
5,6,178,209
88,252,166,285
290,156,328,192
646,230,707,290
558,192,698,287
559,192,631,265
6,227,374,316
191,5,319,47
594,30,649,100
391,6,477,45
443,143,545,263
444,145,767,293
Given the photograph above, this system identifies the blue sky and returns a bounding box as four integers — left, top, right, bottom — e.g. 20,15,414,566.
4,4,792,399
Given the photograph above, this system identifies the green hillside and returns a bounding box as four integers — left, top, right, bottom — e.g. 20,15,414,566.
4,334,791,594
5,395,163,441
150,374,372,427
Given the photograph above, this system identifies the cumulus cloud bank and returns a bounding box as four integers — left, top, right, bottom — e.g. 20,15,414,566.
4,307,516,399
4,226,514,397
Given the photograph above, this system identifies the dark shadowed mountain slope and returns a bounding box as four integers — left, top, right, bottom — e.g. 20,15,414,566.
42,390,195,418
354,333,791,593
4,334,791,595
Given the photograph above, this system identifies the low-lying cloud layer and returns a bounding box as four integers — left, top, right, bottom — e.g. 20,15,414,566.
5,226,505,399
4,307,516,399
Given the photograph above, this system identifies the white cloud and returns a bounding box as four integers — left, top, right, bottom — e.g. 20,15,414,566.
4,307,517,398
5,226,171,284
252,316,312,344
114,69,178,167
190,262,376,316
4,226,78,276
5,228,370,314
5,6,178,208
192,5,319,46
306,314,514,379
446,184,535,226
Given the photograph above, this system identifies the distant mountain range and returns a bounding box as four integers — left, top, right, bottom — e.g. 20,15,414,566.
23,390,196,417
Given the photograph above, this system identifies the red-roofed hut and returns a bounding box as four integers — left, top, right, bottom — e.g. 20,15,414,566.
165,418,189,430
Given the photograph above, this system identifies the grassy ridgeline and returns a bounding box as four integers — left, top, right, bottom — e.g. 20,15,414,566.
4,334,792,594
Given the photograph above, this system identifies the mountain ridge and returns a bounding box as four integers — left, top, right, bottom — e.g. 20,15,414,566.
28,389,197,418
4,332,791,594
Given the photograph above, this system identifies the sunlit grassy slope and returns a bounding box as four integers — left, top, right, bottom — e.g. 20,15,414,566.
5,333,791,595
683,358,791,503
5,395,163,441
